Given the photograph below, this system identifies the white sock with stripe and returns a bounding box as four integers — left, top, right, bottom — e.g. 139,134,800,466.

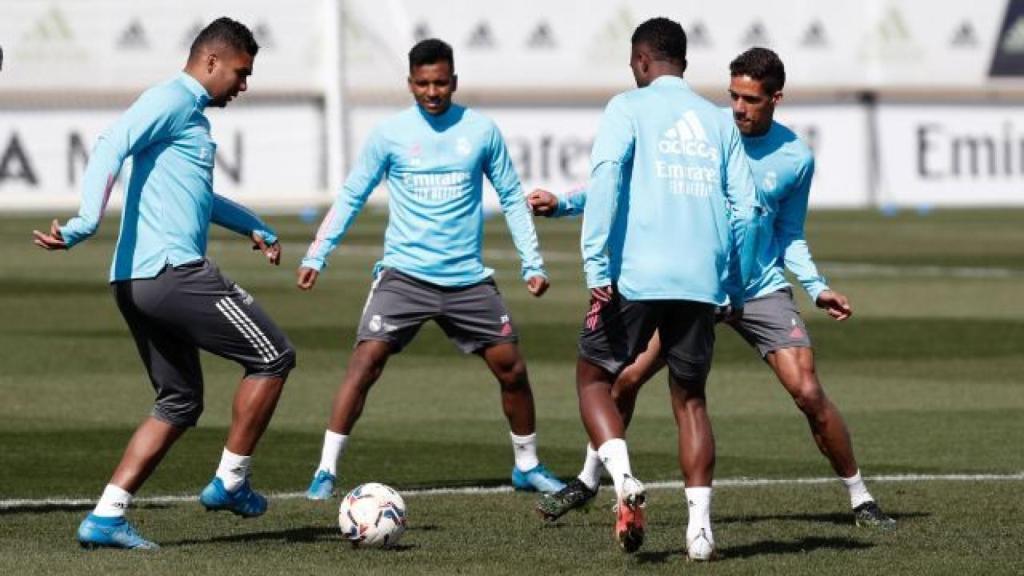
216,447,251,492
93,484,132,518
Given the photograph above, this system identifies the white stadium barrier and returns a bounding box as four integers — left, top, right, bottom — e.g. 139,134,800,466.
1,0,1024,210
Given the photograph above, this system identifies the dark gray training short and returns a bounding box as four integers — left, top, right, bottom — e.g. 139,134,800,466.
730,287,812,357
356,268,518,354
113,259,295,428
577,293,716,383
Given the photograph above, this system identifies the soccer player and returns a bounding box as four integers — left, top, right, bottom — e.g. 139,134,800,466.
298,38,564,499
532,47,896,544
32,18,296,550
570,18,760,557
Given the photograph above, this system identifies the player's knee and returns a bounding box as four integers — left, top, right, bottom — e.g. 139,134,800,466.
270,344,297,378
154,397,203,428
494,359,528,391
791,378,826,415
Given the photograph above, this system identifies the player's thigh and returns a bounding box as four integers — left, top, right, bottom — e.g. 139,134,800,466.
356,268,439,353
112,281,205,426
658,301,716,385
436,278,518,354
141,260,294,376
731,288,812,359
578,293,660,376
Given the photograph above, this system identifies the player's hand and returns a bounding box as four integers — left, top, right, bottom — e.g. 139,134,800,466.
32,219,68,250
296,266,319,291
526,188,558,217
526,274,549,297
590,285,614,303
714,305,732,324
725,305,744,324
816,290,852,321
251,232,280,265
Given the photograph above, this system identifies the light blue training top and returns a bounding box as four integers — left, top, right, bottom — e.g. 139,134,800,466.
302,103,546,287
738,120,829,301
557,116,827,303
60,72,278,282
582,76,760,306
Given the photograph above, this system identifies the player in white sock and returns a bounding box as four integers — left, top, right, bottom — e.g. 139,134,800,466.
306,430,348,499
685,487,715,561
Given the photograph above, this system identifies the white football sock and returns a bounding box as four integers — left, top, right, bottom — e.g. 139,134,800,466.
577,444,603,491
93,484,132,518
597,438,633,497
215,447,251,492
684,486,713,542
841,470,874,508
318,430,349,476
510,432,540,472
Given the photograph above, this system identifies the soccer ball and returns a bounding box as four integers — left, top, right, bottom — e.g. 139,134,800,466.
338,482,407,548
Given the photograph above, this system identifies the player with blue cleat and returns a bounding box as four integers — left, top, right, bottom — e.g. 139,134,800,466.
77,514,159,550
35,19,295,549
299,38,563,502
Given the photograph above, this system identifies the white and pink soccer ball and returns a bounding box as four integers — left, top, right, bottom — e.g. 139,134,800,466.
338,482,407,548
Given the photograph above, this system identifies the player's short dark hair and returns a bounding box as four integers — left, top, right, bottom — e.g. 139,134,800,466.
631,17,687,65
189,17,259,60
409,38,454,72
730,47,786,94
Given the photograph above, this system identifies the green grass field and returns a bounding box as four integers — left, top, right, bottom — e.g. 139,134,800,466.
1,209,1022,575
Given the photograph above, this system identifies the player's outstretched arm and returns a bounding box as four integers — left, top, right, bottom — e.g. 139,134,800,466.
816,289,852,321
211,194,280,265
32,219,68,250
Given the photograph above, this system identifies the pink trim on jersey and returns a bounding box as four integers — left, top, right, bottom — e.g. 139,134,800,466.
306,204,339,260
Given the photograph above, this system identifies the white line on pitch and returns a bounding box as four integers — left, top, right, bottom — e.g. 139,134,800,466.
2,472,1021,511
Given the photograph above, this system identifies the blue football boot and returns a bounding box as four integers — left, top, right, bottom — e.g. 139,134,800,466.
199,477,267,518
77,514,159,550
306,470,337,500
512,463,566,493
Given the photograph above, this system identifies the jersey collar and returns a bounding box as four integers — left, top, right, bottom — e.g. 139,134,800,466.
178,72,211,109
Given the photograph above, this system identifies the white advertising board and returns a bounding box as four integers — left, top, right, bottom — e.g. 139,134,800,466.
343,0,1019,93
0,104,326,210
876,103,1024,206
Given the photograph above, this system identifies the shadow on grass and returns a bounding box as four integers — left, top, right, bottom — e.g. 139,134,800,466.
164,524,438,549
717,510,929,526
721,536,874,560
635,536,874,564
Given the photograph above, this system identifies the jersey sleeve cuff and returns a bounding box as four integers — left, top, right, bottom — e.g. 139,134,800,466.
300,257,325,271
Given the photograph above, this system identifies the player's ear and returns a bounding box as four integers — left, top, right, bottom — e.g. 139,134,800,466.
205,51,218,74
450,74,458,93
772,91,783,106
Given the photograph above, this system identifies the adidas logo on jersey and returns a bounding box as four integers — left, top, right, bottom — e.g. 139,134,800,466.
658,112,719,162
